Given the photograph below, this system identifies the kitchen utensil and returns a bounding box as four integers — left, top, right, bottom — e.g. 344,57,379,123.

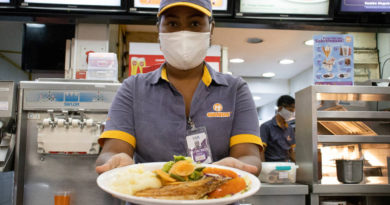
336,159,363,184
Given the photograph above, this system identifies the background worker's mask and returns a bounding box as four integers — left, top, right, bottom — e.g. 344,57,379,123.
278,107,295,122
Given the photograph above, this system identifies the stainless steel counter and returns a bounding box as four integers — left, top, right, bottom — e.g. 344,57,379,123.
240,183,309,205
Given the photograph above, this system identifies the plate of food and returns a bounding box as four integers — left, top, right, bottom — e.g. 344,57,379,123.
97,156,261,205
322,73,334,79
337,73,349,79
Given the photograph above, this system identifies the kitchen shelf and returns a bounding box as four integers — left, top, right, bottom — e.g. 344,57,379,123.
295,85,390,205
317,111,390,121
314,85,390,95
256,183,308,196
313,184,390,194
318,135,390,143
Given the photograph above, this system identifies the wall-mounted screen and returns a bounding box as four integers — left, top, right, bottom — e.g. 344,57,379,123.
239,0,329,15
236,0,332,18
133,0,227,10
0,0,14,8
23,0,121,6
130,0,232,16
22,24,75,71
20,0,126,12
340,0,390,12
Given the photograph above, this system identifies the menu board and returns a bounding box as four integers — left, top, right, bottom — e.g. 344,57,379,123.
313,34,354,85
239,0,329,15
0,0,10,3
133,0,228,11
23,0,121,6
341,0,390,12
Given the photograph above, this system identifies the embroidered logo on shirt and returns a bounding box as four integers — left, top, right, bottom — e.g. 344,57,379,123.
207,103,231,118
213,103,223,112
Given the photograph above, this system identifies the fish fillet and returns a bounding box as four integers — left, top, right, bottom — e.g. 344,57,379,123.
134,176,228,200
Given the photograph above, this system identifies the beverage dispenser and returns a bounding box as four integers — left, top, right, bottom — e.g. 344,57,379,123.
14,79,122,205
0,81,16,172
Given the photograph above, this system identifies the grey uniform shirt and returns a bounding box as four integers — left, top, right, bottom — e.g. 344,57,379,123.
99,63,263,163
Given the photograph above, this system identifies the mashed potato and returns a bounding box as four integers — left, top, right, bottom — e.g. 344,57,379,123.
110,165,162,195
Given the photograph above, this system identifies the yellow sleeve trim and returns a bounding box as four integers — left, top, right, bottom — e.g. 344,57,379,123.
98,130,136,148
230,134,263,148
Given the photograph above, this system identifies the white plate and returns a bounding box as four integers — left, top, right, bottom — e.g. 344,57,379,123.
97,162,261,205
287,0,327,3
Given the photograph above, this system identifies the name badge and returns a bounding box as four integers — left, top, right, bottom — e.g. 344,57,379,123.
186,126,213,164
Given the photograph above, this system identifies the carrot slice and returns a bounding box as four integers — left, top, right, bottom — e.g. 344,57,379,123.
155,169,176,182
169,160,195,177
208,177,247,199
202,167,238,178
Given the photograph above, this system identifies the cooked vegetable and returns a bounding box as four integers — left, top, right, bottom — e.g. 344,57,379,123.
169,160,195,176
195,167,205,172
173,155,193,163
155,169,176,182
208,177,247,199
188,171,203,181
170,173,185,181
202,167,238,179
173,155,186,162
162,161,175,173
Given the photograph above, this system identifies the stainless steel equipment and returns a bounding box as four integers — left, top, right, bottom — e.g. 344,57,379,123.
336,160,363,184
0,81,17,205
295,85,390,205
0,81,16,172
14,80,122,205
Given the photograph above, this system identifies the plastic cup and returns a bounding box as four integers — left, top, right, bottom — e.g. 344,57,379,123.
54,191,71,205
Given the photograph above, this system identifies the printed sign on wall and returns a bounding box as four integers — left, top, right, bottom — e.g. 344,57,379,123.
129,42,221,76
313,34,354,85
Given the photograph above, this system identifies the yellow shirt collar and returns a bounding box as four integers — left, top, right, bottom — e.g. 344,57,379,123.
161,65,213,87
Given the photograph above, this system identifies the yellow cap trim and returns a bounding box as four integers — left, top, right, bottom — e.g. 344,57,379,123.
262,142,268,147
202,65,212,87
161,67,169,82
230,134,263,148
98,130,136,148
157,2,212,17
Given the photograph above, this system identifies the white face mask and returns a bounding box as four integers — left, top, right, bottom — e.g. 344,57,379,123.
159,31,210,70
278,107,295,122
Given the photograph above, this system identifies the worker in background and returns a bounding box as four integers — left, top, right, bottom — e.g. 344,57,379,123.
260,95,296,162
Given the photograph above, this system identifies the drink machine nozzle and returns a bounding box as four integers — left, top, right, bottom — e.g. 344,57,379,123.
78,108,86,129
47,110,57,128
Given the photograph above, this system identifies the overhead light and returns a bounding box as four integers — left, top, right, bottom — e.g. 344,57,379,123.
247,37,263,44
26,23,46,28
230,58,245,63
304,39,314,46
262,72,276,78
253,96,262,101
279,59,295,65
